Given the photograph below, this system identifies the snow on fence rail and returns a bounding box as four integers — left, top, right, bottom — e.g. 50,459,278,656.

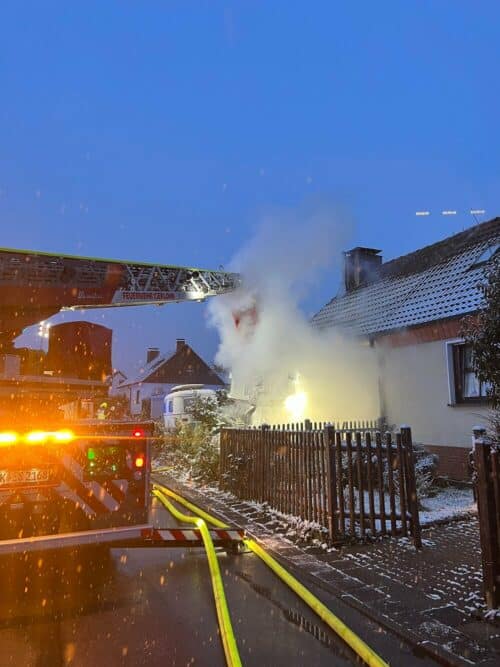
256,419,382,433
220,424,422,547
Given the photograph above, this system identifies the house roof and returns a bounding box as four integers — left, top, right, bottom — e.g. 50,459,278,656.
120,350,175,387
311,217,500,337
120,341,225,388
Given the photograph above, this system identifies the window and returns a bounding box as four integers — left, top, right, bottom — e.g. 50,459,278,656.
135,389,140,404
469,243,500,269
167,400,173,413
452,343,490,403
183,397,195,412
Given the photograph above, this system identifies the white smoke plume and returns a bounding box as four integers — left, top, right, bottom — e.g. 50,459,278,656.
208,205,380,425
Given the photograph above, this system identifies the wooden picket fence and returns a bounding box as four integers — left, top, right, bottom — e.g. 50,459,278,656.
220,423,422,547
473,428,500,609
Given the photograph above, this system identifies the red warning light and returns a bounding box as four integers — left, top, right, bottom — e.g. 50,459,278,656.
132,428,145,438
134,455,145,468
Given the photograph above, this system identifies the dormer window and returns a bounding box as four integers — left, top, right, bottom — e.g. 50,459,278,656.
469,243,500,269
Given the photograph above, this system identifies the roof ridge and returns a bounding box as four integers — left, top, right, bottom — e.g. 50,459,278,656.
379,216,500,279
119,348,175,385
118,341,225,387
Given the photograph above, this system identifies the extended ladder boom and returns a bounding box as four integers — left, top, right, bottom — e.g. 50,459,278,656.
0,247,240,347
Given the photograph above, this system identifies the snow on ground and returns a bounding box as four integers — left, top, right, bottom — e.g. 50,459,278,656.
352,486,476,527
485,608,500,621
419,486,476,525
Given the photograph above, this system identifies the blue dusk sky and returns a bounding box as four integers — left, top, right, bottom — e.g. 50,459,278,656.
1,1,499,374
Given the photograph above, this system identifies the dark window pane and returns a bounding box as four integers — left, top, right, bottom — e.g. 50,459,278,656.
463,345,474,370
453,343,489,402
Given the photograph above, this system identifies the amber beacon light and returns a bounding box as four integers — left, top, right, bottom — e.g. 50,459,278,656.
0,430,76,447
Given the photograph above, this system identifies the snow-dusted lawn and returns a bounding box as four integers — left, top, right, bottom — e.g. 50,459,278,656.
352,485,476,529
419,486,476,525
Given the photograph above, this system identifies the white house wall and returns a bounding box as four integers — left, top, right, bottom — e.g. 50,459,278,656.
120,381,227,417
113,382,176,416
376,338,489,447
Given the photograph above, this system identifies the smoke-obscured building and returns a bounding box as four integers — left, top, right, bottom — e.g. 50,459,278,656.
45,321,112,381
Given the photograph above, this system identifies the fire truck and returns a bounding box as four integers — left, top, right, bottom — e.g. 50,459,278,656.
0,247,240,554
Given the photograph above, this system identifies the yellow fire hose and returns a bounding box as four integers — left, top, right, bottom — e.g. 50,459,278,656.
153,482,389,667
152,488,242,667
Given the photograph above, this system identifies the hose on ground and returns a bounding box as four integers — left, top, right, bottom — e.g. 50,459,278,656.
153,481,389,667
152,488,242,667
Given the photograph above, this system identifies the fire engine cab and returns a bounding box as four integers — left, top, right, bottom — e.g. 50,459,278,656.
0,422,153,552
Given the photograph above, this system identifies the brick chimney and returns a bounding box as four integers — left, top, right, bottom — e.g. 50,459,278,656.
343,247,382,292
146,347,160,364
176,338,186,353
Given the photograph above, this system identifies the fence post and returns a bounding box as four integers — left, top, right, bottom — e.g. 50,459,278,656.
474,432,500,609
324,425,338,543
219,427,226,490
472,425,486,503
355,432,366,539
401,426,422,549
345,431,356,537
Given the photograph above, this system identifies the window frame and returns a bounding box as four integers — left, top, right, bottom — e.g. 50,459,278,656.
445,339,490,405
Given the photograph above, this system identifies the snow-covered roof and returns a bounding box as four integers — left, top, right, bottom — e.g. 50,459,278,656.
312,218,500,337
119,350,174,387
119,341,225,388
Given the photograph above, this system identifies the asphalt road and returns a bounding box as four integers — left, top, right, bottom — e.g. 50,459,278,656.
0,498,438,666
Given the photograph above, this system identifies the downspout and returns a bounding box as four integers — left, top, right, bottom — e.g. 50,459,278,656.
371,336,388,428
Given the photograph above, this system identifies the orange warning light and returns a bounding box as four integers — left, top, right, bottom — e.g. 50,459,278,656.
0,431,19,446
0,430,76,446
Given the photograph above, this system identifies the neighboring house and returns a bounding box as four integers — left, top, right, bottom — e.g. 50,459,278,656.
108,369,127,396
312,217,500,480
116,339,226,418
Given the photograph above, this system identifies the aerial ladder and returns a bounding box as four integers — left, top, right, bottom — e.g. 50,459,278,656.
0,246,242,553
0,245,239,349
